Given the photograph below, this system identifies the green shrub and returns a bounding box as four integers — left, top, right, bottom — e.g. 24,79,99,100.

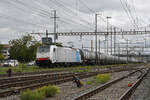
87,80,92,85
95,74,111,84
20,89,44,100
38,85,60,97
45,85,59,97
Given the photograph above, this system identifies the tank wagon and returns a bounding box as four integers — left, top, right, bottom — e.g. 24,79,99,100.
36,45,140,67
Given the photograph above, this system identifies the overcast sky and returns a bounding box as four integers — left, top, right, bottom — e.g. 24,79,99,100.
0,0,150,53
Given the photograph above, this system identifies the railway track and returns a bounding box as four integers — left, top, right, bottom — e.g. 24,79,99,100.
119,68,150,100
0,72,99,98
1,66,142,86
0,66,146,98
0,72,73,84
0,73,78,89
72,68,149,100
0,65,140,86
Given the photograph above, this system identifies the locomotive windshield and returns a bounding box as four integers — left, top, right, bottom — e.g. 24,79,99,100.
37,45,50,53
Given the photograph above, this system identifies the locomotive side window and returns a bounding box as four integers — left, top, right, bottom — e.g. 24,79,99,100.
53,48,55,52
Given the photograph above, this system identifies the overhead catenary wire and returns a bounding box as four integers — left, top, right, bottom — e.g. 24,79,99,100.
119,0,139,29
3,0,119,32
119,0,135,28
131,0,149,29
49,0,94,29
78,0,123,30
1,0,52,25
131,0,139,25
2,0,142,33
78,0,95,13
5,0,51,17
45,0,95,30
61,17,93,29
0,14,49,29
120,0,150,31
2,0,93,31
124,0,139,29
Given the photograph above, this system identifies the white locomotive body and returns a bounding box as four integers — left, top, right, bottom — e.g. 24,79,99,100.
36,45,82,67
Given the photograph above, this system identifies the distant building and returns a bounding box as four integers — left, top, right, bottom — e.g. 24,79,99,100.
1,44,10,59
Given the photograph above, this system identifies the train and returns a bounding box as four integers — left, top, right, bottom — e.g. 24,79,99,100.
35,45,141,67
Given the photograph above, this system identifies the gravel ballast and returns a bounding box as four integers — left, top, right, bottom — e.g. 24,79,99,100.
1,70,139,100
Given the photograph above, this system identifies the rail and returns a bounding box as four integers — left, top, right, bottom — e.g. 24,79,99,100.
72,68,146,100
119,68,150,100
0,67,144,98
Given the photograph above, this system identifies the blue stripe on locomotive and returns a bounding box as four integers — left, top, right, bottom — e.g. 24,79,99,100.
76,51,80,62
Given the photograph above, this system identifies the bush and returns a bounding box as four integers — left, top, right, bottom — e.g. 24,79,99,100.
38,85,60,97
87,80,92,85
20,89,44,100
0,54,4,61
79,80,84,87
95,74,111,84
37,86,47,96
20,85,59,100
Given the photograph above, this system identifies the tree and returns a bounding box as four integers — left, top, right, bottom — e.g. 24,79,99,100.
0,44,3,54
0,54,4,61
9,35,41,63
0,44,4,61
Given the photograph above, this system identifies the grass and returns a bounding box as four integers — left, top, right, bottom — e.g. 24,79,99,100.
72,68,90,73
86,74,111,85
0,64,92,74
95,74,111,84
86,80,92,85
37,85,60,97
0,64,40,74
0,63,139,75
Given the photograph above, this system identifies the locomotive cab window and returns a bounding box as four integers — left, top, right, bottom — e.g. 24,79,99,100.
37,45,50,53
